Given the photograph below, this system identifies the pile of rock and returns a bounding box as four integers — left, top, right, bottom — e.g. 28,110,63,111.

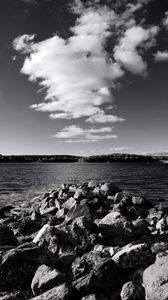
0,181,168,299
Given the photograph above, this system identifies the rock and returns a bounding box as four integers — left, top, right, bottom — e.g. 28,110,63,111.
132,219,150,237
72,251,124,295
62,198,76,210
29,284,70,300
156,218,166,232
143,252,168,300
132,196,153,208
65,204,91,224
113,243,154,269
0,245,45,291
99,211,134,242
0,290,33,300
151,242,168,254
100,183,121,196
69,217,99,253
33,224,50,244
0,225,18,246
114,192,125,204
120,281,145,300
88,181,97,189
31,264,66,296
57,252,77,274
131,268,144,285
40,206,57,216
17,217,42,236
93,245,119,256
74,189,88,201
81,294,106,300
0,206,14,218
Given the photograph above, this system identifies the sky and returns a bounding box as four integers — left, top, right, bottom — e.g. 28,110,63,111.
0,0,168,156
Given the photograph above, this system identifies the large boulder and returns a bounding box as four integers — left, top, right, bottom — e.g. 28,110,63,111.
29,284,70,300
120,281,145,300
31,264,66,296
143,252,168,300
98,211,134,243
0,225,18,246
72,251,124,295
113,243,154,269
33,225,75,264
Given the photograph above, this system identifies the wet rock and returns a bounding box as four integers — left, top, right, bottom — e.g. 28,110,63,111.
72,251,124,295
0,206,14,219
113,243,154,269
0,225,18,246
29,284,70,300
132,196,153,208
100,183,121,196
31,264,66,296
143,252,168,300
120,281,145,300
88,181,97,189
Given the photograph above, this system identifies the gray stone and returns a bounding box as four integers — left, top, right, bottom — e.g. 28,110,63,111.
31,264,66,296
120,281,145,300
29,284,70,300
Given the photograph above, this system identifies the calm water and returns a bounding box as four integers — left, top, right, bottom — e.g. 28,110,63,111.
0,162,168,207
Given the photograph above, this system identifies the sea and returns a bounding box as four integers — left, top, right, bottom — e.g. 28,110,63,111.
0,162,168,207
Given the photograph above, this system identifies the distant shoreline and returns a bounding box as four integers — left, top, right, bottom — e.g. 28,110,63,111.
0,154,167,163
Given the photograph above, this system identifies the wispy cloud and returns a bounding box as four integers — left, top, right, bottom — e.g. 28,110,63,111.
86,112,125,123
154,51,168,62
53,125,117,143
110,147,136,152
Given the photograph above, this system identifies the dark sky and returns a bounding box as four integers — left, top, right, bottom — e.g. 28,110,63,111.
0,0,168,155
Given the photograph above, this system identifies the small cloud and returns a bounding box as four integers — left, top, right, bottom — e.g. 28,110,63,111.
110,147,136,152
114,25,159,75
53,125,117,143
154,51,168,62
86,112,125,123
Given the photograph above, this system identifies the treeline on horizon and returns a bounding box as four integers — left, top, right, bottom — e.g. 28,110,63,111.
0,153,164,163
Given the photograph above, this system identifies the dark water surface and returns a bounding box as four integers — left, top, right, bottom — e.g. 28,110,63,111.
0,162,168,206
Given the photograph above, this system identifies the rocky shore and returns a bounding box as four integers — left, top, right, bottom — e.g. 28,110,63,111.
0,181,168,300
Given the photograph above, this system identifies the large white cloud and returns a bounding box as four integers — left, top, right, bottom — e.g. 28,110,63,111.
13,0,160,142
